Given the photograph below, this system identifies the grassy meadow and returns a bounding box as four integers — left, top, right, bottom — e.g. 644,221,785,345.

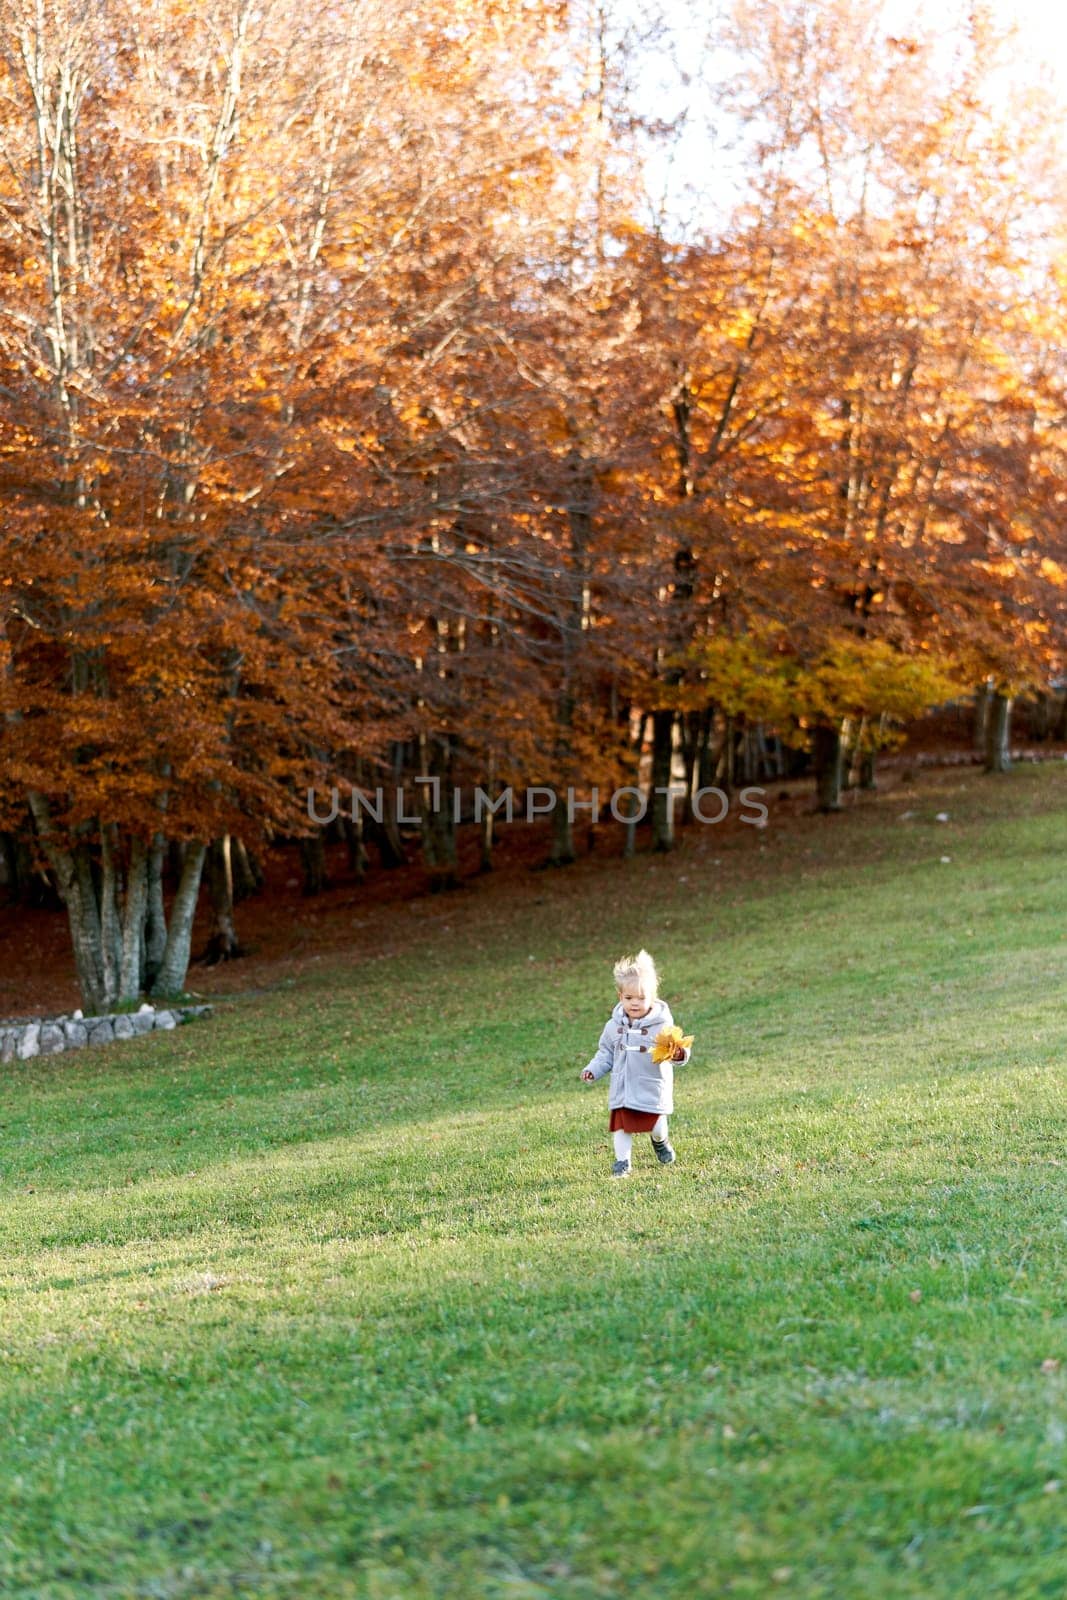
2,764,1067,1598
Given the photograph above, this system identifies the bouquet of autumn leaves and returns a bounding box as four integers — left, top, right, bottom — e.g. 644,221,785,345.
651,1024,694,1064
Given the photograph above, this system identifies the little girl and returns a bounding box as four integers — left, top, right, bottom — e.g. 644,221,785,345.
580,948,691,1177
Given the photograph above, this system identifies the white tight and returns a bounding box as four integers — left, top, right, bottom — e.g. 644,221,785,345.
613,1116,668,1161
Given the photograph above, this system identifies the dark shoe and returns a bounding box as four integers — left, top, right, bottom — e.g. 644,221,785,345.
651,1137,676,1165
610,1158,631,1178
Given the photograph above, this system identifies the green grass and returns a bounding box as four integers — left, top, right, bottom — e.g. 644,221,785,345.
2,765,1067,1598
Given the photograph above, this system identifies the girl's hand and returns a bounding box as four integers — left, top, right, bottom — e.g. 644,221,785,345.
670,1046,687,1061
580,1069,595,1082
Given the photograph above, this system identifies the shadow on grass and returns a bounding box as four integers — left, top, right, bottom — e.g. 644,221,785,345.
5,1149,1067,1598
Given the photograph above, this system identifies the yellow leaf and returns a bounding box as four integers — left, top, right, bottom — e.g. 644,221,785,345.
651,1024,694,1063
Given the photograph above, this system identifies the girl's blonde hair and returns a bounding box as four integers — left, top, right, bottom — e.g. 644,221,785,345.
613,948,659,1001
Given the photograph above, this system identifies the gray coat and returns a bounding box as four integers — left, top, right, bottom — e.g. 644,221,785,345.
582,998,691,1115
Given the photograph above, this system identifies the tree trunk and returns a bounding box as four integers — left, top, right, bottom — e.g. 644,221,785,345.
429,809,459,890
650,709,675,852
973,681,992,752
25,799,116,1012
204,834,243,961
0,832,14,898
546,687,576,867
859,713,887,790
621,788,643,860
1055,690,1067,742
985,691,1013,773
750,731,763,783
845,717,866,789
751,722,770,782
695,706,716,792
677,709,702,826
118,835,148,1000
479,751,496,873
150,841,207,998
366,771,407,868
813,723,845,811
369,806,407,868
716,714,736,792
64,841,111,1013
341,815,368,881
99,823,124,1005
623,711,650,860
345,757,369,881
231,836,262,900
425,820,458,889
301,831,328,895
547,798,575,867
735,726,748,786
420,733,460,889
547,446,595,870
55,826,154,1010
144,831,168,991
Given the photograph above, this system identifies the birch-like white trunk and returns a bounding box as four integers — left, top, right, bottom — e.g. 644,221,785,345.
99,824,124,1006
650,710,675,852
65,844,111,1014
24,797,154,1012
150,842,207,998
119,835,149,1000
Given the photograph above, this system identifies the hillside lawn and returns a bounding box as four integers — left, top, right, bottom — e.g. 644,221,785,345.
2,764,1066,1598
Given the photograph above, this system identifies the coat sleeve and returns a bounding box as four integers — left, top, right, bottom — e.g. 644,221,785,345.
583,1018,616,1080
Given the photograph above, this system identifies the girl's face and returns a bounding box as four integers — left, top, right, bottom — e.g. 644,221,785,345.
618,982,652,1020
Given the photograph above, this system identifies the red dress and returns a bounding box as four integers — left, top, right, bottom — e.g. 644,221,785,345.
609,1106,660,1133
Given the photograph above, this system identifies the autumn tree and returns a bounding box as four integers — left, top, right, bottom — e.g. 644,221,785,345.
0,0,584,1002
616,0,1067,810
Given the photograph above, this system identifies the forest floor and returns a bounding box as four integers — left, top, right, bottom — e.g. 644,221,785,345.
1,760,1066,1596
2,739,1064,1022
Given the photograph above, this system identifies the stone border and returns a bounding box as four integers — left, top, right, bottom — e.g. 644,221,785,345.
0,1003,212,1063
